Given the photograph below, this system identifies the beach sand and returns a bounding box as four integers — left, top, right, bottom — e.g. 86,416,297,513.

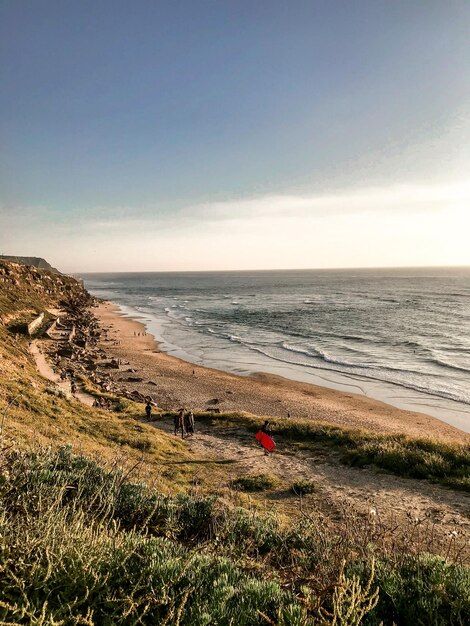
95,301,468,442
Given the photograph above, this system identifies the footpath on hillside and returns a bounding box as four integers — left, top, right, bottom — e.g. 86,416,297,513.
29,340,95,407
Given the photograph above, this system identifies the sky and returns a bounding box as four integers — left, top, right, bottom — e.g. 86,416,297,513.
0,0,469,272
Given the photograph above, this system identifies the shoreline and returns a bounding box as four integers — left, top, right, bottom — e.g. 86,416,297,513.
117,302,470,432
94,300,468,442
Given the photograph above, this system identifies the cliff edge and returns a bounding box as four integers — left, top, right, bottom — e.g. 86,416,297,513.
0,255,61,274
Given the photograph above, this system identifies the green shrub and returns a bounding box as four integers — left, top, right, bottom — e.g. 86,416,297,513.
353,554,470,625
0,509,305,625
291,479,315,495
231,473,279,492
220,507,283,556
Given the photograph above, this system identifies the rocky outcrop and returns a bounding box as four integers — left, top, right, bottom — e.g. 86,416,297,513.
0,259,91,323
0,260,154,408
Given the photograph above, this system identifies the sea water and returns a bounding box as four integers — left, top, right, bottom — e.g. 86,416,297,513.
80,268,470,432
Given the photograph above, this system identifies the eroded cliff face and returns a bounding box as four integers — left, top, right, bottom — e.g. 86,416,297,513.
0,259,90,323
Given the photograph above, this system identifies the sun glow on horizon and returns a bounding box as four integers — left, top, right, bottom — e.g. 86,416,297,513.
2,179,469,272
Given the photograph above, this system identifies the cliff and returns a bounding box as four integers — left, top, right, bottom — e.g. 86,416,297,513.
0,258,90,323
0,255,61,274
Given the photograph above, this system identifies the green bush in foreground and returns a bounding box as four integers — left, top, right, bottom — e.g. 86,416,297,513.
0,516,299,625
1,446,469,625
349,555,470,626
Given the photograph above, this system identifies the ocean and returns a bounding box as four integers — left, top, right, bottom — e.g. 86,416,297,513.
80,268,470,432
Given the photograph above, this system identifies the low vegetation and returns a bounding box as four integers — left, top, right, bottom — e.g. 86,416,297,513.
232,472,279,492
291,478,316,495
1,446,469,625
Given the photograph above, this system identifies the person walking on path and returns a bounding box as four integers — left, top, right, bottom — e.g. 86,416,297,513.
145,401,152,420
260,420,273,456
185,410,195,436
261,420,272,436
174,408,185,438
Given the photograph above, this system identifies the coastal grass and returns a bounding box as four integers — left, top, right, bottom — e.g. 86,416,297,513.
194,411,470,492
1,445,468,625
0,329,216,493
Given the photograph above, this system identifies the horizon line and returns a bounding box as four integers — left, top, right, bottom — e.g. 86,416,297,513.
74,263,470,275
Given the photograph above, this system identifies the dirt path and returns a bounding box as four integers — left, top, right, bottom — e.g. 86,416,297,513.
29,341,95,407
151,416,469,557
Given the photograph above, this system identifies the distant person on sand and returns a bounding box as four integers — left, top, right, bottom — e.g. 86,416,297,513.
145,401,152,420
185,410,195,436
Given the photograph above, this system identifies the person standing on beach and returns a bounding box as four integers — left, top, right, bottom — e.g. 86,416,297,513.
145,401,152,420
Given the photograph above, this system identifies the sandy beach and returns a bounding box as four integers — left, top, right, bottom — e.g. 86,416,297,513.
95,301,468,442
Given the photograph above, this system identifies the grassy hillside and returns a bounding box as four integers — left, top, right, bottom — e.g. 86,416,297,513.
0,260,198,491
1,261,469,625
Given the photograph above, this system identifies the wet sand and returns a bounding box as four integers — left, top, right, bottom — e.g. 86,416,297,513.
95,301,469,442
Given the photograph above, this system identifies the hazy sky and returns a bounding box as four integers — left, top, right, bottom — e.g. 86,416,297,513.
1,1,469,272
